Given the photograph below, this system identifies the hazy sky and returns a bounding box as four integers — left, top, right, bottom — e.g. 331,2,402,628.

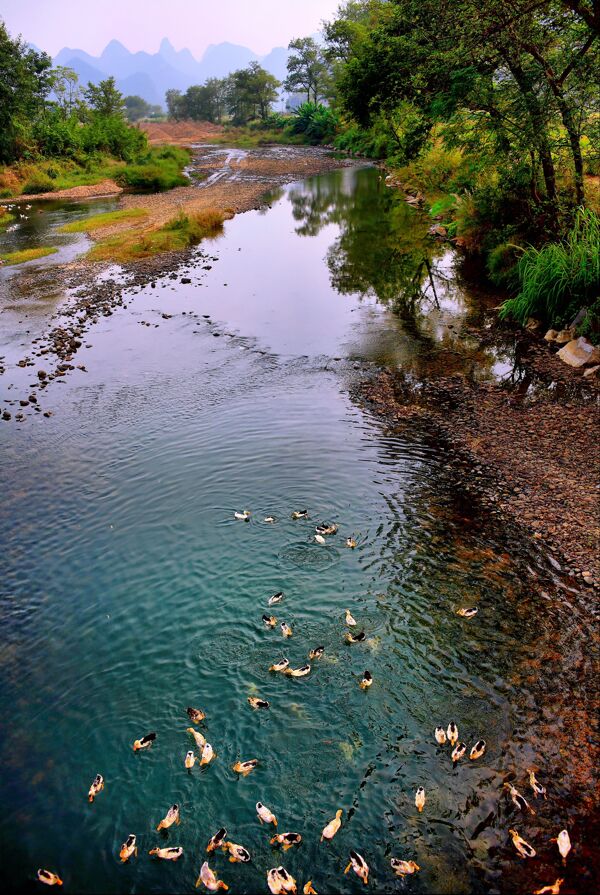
1,0,342,56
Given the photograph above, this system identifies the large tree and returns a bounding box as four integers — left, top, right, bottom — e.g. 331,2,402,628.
84,76,125,118
0,21,52,163
284,37,331,103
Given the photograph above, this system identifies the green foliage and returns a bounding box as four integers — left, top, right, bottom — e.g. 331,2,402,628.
124,95,162,122
284,37,331,104
0,22,52,163
486,242,522,289
84,77,125,118
115,146,190,191
21,172,55,194
500,209,600,328
291,103,339,143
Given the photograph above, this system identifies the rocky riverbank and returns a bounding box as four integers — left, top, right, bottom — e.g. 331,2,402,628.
357,323,599,590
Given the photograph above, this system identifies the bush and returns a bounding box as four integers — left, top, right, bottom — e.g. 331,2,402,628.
500,208,600,328
22,172,55,193
291,103,339,144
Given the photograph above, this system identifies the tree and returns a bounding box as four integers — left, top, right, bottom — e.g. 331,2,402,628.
284,37,331,103
49,66,81,117
124,95,153,121
0,21,52,162
227,62,280,123
84,76,125,118
166,88,186,120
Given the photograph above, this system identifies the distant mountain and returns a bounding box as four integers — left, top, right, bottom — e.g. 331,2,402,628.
52,38,290,108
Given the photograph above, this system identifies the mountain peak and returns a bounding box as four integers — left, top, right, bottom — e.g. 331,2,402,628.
159,37,174,53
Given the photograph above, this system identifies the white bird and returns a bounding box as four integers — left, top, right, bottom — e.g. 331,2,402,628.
234,510,250,520
345,609,357,626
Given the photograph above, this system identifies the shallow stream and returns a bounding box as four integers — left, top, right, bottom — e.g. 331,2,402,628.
0,166,596,894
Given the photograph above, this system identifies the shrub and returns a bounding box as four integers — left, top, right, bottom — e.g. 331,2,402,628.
500,208,600,328
291,103,339,144
22,172,55,193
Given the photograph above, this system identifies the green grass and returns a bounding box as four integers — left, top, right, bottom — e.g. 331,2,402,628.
59,208,147,233
1,146,191,197
89,207,232,263
0,246,58,265
0,209,15,227
500,208,600,329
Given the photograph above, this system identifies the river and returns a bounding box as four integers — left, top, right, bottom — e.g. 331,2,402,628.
0,165,596,894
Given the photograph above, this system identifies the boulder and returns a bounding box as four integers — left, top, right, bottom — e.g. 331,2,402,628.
557,337,600,368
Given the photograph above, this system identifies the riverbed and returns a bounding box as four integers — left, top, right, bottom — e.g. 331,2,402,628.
0,165,597,894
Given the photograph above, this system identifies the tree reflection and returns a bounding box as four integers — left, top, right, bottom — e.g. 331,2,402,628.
287,168,441,328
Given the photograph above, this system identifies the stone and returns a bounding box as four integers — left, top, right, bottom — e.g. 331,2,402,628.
526,317,541,330
554,328,575,344
181,277,191,284
557,337,600,368
583,364,599,378
544,329,558,341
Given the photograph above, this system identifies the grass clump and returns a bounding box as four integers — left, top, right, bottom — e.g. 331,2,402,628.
500,208,600,329
0,246,58,265
89,207,231,263
115,146,191,191
0,207,15,227
60,208,147,233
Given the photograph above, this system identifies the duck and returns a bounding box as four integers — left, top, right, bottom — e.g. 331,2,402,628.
132,732,156,751
285,664,311,677
200,742,215,766
234,510,250,520
281,622,293,638
303,883,318,894
222,841,251,863
149,846,183,861
457,607,478,617
37,870,63,886
248,696,270,709
206,828,227,853
504,783,536,815
267,867,297,894
551,830,571,865
270,832,302,851
470,740,486,760
346,537,357,549
345,631,365,643
185,750,197,769
196,861,229,891
415,786,426,812
315,534,326,545
344,850,369,885
257,801,278,826
119,834,138,863
509,828,536,858
315,523,337,535
187,727,207,749
308,646,324,660
263,614,278,628
321,809,342,841
447,721,459,746
232,759,258,776
533,880,564,895
345,609,357,626
156,804,180,831
452,742,467,763
292,510,308,519
88,774,104,802
434,727,447,745
527,768,547,799
187,707,206,724
269,658,290,672
359,671,372,689
269,592,284,605
391,859,420,876
264,516,276,524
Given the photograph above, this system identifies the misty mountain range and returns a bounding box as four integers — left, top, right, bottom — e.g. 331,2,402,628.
50,38,291,108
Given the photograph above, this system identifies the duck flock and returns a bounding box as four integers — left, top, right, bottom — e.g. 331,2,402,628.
35,510,572,894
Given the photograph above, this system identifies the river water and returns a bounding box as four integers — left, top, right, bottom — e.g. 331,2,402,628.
0,166,596,894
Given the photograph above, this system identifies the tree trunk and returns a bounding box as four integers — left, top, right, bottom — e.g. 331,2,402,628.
506,57,558,205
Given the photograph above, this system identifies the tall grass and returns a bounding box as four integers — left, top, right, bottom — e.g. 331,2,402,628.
500,208,600,327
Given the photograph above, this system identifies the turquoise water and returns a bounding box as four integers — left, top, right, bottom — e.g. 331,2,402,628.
0,168,596,894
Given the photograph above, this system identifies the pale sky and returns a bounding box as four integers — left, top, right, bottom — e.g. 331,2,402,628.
1,0,342,56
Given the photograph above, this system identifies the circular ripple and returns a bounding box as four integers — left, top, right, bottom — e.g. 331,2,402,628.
278,540,340,570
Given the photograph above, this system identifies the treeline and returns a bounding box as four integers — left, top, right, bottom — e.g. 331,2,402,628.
166,62,280,125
